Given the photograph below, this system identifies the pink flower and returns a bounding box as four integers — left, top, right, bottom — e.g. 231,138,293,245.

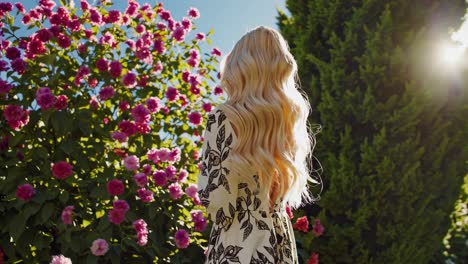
122,72,137,88
109,61,122,77
77,43,86,54
113,199,129,212
50,255,72,264
133,218,147,233
118,120,137,136
168,183,183,200
135,24,146,34
181,17,192,31
156,22,167,31
80,0,90,11
22,14,32,25
185,184,198,198
307,252,319,264
107,179,124,196
90,239,109,256
0,78,13,93
165,87,178,102
96,58,109,72
174,229,190,249
15,3,25,13
312,218,324,236
187,58,199,68
293,216,309,233
136,124,150,135
125,1,139,16
0,60,9,71
107,10,121,23
90,95,103,107
108,208,125,224
61,205,74,225
159,10,171,21
178,169,188,183
154,39,165,54
16,183,35,201
152,170,167,186
39,0,55,10
68,19,81,32
89,8,103,26
36,87,55,110
133,172,148,187
35,28,53,42
165,165,177,179
188,111,202,126
5,47,20,60
91,78,102,89
2,105,29,130
133,219,148,246
187,7,200,19
137,188,154,202
153,61,162,73
211,47,222,57
131,104,150,124
54,95,68,110
190,210,207,231
119,101,130,111
172,26,186,42
214,86,223,95
195,32,205,41
124,155,139,171
28,38,46,55
99,85,115,100
57,33,71,48
146,97,160,113
143,164,152,175
52,161,73,180
99,32,116,47
202,102,213,112
111,131,128,143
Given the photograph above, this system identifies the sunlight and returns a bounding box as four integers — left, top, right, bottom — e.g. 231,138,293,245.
435,14,468,70
437,41,465,68
451,15,468,48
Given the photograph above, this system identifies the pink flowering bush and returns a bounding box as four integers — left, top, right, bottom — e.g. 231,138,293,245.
0,1,223,263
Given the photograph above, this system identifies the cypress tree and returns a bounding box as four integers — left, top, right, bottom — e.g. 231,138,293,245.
278,1,468,263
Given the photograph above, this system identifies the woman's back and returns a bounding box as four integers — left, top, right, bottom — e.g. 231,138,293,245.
197,107,298,263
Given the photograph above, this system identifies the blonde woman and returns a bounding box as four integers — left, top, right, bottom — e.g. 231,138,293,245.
197,26,319,264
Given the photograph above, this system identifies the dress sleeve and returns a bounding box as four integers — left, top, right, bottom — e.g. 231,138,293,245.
197,109,238,226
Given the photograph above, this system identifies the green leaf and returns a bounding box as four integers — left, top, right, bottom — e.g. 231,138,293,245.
51,111,73,135
59,140,76,155
110,245,122,264
9,133,24,147
58,191,69,204
6,13,14,26
40,202,55,223
86,254,98,264
9,213,27,240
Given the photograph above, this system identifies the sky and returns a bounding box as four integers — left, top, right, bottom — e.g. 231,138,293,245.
13,0,289,56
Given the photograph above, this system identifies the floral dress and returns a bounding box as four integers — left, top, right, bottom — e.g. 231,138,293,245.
197,107,299,264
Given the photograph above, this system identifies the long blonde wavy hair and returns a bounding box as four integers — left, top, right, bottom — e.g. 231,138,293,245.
217,26,319,210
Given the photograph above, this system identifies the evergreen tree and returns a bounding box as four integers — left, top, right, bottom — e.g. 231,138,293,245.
278,1,468,263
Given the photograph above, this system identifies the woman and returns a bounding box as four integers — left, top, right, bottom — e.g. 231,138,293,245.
197,26,319,264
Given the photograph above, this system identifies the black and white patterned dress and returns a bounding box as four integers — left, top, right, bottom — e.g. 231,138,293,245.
197,107,298,264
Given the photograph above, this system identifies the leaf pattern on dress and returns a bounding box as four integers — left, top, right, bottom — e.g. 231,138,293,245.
198,109,298,264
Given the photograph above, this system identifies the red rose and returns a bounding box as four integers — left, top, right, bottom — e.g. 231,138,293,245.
293,216,309,233
52,161,73,179
307,252,319,264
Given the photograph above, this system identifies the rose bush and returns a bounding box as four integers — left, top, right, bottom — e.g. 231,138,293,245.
0,0,224,262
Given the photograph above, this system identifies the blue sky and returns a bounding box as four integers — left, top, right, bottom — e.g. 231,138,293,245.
13,0,288,56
